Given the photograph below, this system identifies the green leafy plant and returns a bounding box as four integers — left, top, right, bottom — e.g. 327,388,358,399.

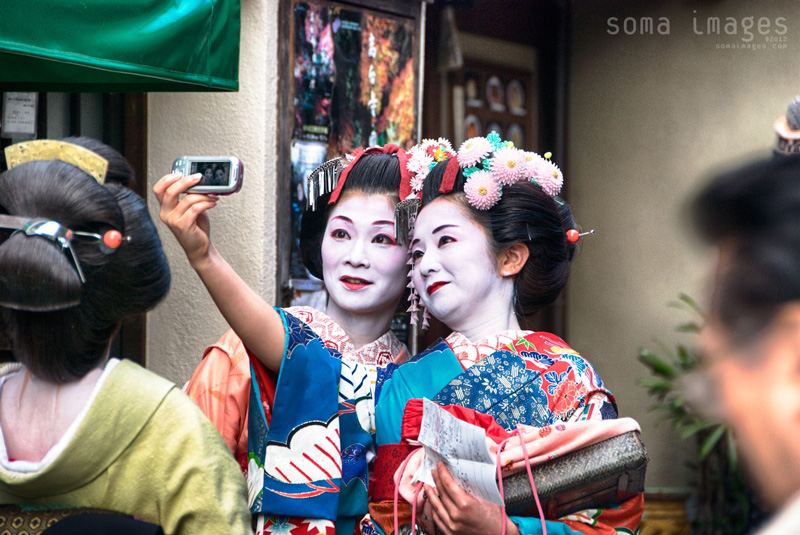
638,294,765,535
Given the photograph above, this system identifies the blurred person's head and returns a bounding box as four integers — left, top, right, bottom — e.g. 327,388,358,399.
0,139,171,383
693,154,800,509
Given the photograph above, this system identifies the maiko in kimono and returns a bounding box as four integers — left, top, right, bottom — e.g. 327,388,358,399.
154,145,417,533
242,135,644,535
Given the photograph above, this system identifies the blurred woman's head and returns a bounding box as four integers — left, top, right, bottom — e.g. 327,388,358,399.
0,139,170,382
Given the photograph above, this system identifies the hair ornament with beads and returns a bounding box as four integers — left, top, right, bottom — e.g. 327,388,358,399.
304,143,429,245
305,144,419,210
0,214,129,287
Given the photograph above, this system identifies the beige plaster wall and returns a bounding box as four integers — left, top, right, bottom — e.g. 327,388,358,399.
145,0,279,385
567,0,800,490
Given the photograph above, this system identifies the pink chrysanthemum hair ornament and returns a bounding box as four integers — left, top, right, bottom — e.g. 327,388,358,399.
456,132,564,210
394,138,458,251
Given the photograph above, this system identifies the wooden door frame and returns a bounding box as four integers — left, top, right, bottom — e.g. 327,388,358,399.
115,93,148,367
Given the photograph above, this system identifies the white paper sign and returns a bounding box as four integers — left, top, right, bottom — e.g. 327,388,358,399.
1,92,38,138
412,398,503,506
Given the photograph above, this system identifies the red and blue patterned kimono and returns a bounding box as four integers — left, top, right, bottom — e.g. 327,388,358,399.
247,313,643,535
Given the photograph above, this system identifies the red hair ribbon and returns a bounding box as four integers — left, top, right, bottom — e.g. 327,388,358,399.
438,156,460,194
396,149,413,201
328,144,409,204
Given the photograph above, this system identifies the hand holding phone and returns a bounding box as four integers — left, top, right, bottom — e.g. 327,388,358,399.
172,156,244,195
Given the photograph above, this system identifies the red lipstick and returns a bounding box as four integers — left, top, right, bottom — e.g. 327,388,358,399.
427,281,449,295
341,276,372,290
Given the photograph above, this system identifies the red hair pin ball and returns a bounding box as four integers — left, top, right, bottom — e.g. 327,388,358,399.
566,229,594,244
103,229,124,249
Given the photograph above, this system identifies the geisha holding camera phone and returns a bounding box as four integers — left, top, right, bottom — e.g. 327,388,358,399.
171,156,244,195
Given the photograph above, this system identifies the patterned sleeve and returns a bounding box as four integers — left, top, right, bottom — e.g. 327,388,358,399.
510,494,644,535
184,328,250,457
249,310,374,535
511,338,640,534
543,352,617,425
506,334,617,424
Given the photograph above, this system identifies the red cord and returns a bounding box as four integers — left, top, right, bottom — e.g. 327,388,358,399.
394,427,549,535
496,438,511,535
497,430,548,535
411,481,424,535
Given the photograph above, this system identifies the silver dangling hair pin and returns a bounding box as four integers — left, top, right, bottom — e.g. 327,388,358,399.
305,158,346,211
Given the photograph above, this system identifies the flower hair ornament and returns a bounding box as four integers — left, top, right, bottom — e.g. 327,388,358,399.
407,131,564,209
0,214,128,284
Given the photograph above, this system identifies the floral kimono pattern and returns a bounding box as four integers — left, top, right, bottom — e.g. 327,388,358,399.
368,330,642,535
249,324,643,535
186,306,405,535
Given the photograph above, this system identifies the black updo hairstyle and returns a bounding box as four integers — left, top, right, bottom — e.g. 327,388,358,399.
0,145,170,383
300,153,403,279
420,159,577,319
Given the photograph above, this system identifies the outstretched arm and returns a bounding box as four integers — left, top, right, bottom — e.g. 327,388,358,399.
153,173,285,373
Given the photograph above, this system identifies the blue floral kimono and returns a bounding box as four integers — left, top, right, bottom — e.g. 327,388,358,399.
248,311,641,535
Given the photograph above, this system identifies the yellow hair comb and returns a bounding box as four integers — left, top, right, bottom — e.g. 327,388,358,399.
4,139,108,184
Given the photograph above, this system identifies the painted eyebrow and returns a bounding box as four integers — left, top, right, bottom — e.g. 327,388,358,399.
432,224,457,234
410,223,457,247
331,216,394,227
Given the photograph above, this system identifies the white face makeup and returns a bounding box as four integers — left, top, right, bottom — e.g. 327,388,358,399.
321,193,409,317
410,198,517,337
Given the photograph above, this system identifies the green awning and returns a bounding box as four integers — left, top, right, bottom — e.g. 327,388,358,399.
0,0,240,92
